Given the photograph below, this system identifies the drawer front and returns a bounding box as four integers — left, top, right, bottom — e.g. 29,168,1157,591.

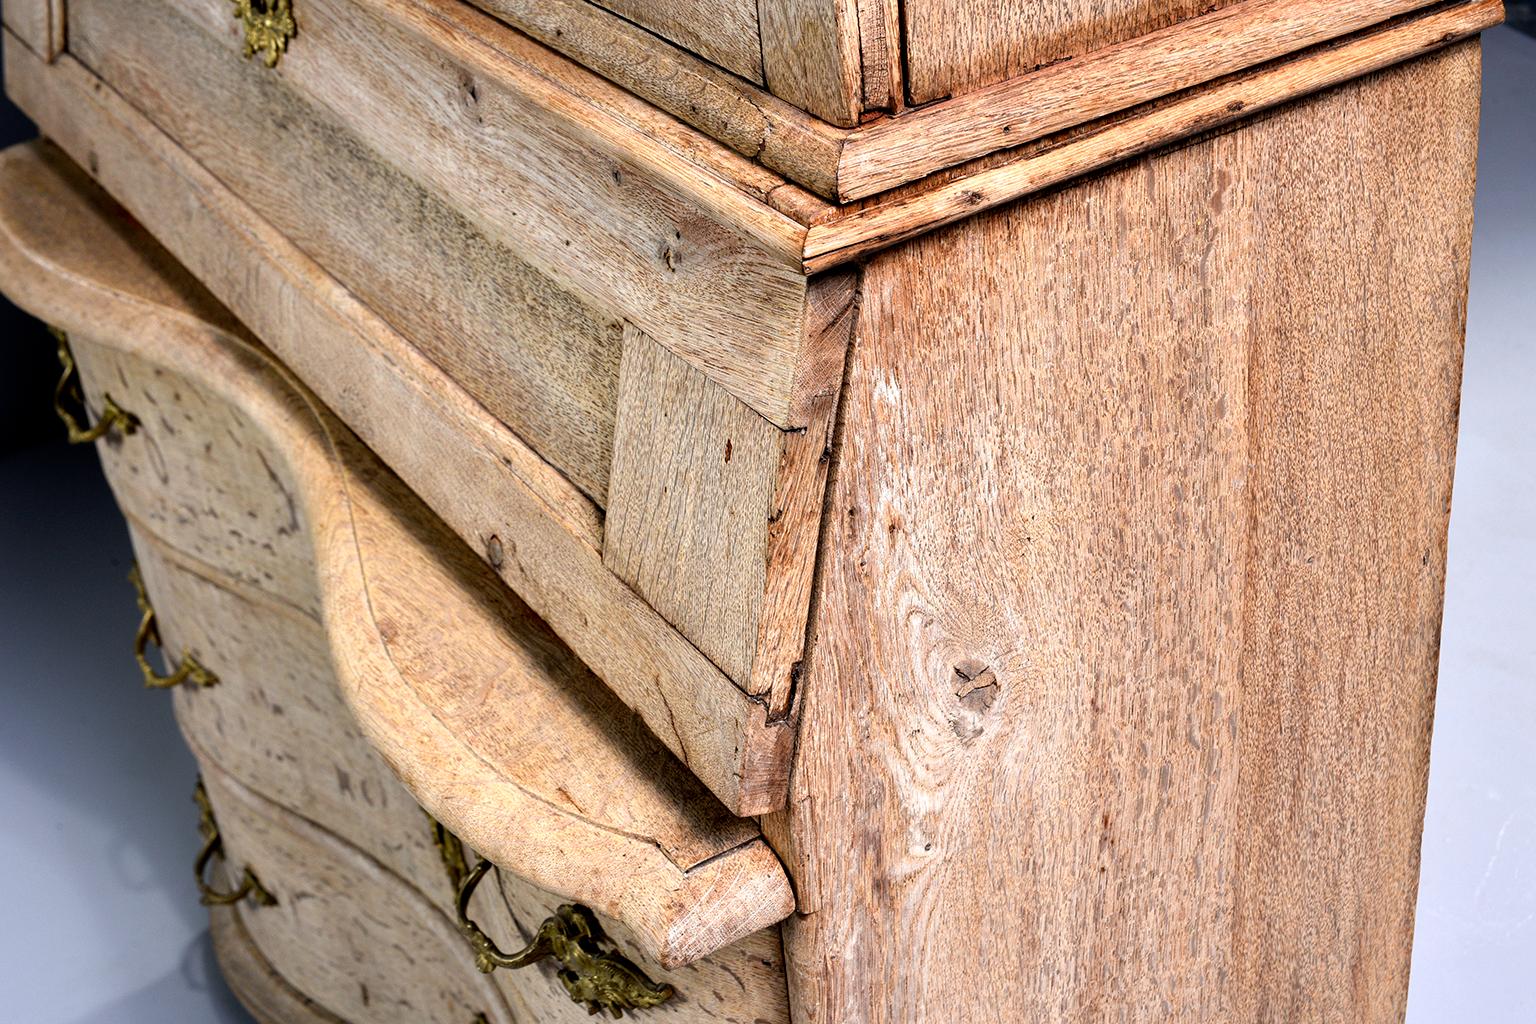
50,0,841,813
196,762,518,1024
141,531,793,1023
69,334,322,616
132,532,447,891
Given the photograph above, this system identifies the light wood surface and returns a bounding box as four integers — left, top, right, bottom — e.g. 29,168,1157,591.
800,0,1503,270
759,0,863,127
589,0,763,81
4,43,798,814
96,0,815,429
198,759,520,1024
770,42,1480,1022
604,277,852,710
468,0,846,197
900,0,1237,104
0,0,61,59
0,139,797,965
67,0,624,503
210,905,350,1024
837,0,1469,198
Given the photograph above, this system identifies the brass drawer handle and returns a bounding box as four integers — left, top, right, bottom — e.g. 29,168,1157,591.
435,820,674,1017
232,0,298,68
130,565,220,689
194,778,277,908
50,328,138,444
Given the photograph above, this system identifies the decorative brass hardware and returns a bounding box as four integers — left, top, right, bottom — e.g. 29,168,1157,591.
232,0,297,68
194,779,277,908
49,327,138,444
434,820,674,1017
130,565,220,690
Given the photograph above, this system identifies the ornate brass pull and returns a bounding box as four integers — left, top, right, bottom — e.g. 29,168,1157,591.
433,819,673,1017
50,327,138,444
194,779,276,908
232,0,298,68
130,565,220,689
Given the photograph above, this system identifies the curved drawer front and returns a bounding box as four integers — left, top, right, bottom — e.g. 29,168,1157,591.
49,0,844,814
69,334,321,617
0,136,794,1001
132,534,447,892
197,761,518,1024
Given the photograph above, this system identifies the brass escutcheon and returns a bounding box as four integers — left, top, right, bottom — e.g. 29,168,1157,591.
194,778,277,908
49,327,138,444
231,0,298,68
130,565,221,690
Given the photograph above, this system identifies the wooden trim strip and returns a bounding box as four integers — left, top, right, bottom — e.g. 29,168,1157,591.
803,0,1503,270
3,39,796,816
836,0,1479,199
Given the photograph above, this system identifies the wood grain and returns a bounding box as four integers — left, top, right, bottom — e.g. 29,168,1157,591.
760,0,863,127
585,0,763,81
901,0,1240,104
134,0,814,426
467,0,845,197
802,0,1504,269
68,0,624,503
0,156,797,968
605,272,853,707
838,0,1460,199
199,759,521,1024
773,43,1479,1022
1,0,61,59
209,905,350,1024
3,44,797,814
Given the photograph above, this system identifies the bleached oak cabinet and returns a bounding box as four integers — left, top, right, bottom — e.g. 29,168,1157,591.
0,0,1497,1019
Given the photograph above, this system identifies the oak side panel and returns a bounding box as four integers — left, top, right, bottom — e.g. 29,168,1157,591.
774,43,1480,1023
67,0,623,503
902,0,1242,104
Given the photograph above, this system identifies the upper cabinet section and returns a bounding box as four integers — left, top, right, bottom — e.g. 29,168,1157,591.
451,0,1501,200
900,0,1242,105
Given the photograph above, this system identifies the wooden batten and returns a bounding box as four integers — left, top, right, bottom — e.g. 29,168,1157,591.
0,138,798,966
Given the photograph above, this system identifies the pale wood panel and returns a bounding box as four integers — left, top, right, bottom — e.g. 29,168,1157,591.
130,534,449,892
606,329,787,689
585,0,763,82
773,44,1479,1022
838,0,1446,199
210,906,350,1024
606,274,852,707
68,0,623,502
856,0,902,112
1,0,61,59
803,0,1503,270
1225,42,1480,1024
468,0,844,197
138,531,792,1020
2,46,797,814
198,760,522,1024
760,0,863,127
902,0,1239,104
153,0,815,426
0,139,798,947
69,340,323,617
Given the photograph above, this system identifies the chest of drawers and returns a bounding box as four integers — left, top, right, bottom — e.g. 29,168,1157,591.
0,0,1498,1020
